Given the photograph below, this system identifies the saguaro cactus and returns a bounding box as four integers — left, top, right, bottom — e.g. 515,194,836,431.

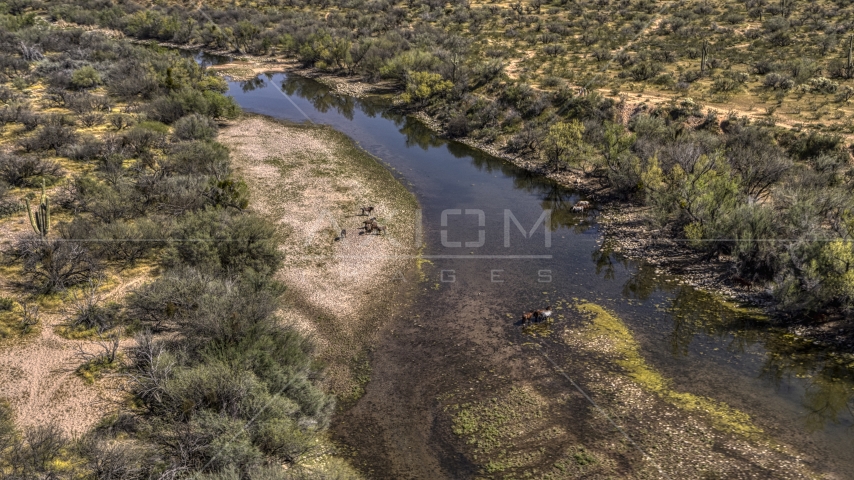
701,40,708,76
25,180,50,238
847,35,853,79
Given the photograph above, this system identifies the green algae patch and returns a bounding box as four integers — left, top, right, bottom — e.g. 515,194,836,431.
522,318,555,338
415,250,432,283
448,386,548,473
576,302,764,440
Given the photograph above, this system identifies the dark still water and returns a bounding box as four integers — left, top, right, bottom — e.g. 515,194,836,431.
222,71,854,477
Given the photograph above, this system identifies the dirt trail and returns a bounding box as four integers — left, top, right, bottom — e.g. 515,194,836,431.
0,276,140,436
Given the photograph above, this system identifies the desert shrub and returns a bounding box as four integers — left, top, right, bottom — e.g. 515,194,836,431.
77,437,150,480
62,135,104,161
163,209,282,276
652,73,675,87
725,125,791,200
170,410,265,471
727,203,779,279
66,280,122,333
107,67,158,99
753,59,780,75
15,236,101,293
0,182,23,218
137,173,246,214
0,154,64,187
628,62,663,81
775,238,854,314
72,176,138,222
62,217,163,266
764,16,789,33
93,218,163,266
501,83,546,118
598,122,641,194
71,65,101,89
539,76,562,89
6,423,67,476
0,85,17,103
172,113,218,141
399,71,453,107
539,120,594,171
66,92,96,114
144,95,185,124
679,69,703,83
763,72,794,90
122,122,168,156
712,75,741,93
806,76,838,94
125,269,209,332
125,269,334,471
146,90,239,123
80,111,105,127
543,44,566,57
786,131,843,159
446,115,469,137
164,141,230,178
108,113,134,131
19,123,78,153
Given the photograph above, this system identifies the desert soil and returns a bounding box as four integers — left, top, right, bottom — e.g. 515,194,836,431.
218,115,419,395
0,265,142,437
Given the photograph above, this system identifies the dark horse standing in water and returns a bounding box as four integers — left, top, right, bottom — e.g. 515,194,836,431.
518,306,553,325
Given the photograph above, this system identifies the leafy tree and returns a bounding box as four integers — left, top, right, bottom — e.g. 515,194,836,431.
539,120,595,172
400,71,453,106
778,239,854,314
669,152,742,253
599,121,640,192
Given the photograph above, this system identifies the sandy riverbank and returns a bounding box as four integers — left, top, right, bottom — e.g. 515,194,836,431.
218,115,420,396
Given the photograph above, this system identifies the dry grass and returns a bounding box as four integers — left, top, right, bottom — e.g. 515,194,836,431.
219,115,419,395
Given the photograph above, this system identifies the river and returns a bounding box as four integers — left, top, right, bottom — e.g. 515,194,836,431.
201,54,854,477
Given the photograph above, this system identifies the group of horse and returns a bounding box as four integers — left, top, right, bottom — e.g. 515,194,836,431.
519,305,553,325
337,205,387,240
571,200,590,213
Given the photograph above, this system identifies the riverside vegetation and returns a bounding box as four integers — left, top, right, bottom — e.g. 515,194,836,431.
0,19,362,480
4,2,849,476
26,0,854,325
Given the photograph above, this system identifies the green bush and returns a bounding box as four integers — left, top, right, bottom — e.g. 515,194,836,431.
71,65,102,89
164,209,282,276
0,297,13,311
173,113,218,141
164,140,230,178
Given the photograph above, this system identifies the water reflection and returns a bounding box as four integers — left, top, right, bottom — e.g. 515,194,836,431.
192,51,231,69
595,243,854,431
760,338,854,432
398,116,444,151
281,76,358,120
240,76,267,92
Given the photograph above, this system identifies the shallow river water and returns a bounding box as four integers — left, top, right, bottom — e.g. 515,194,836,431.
209,58,854,477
